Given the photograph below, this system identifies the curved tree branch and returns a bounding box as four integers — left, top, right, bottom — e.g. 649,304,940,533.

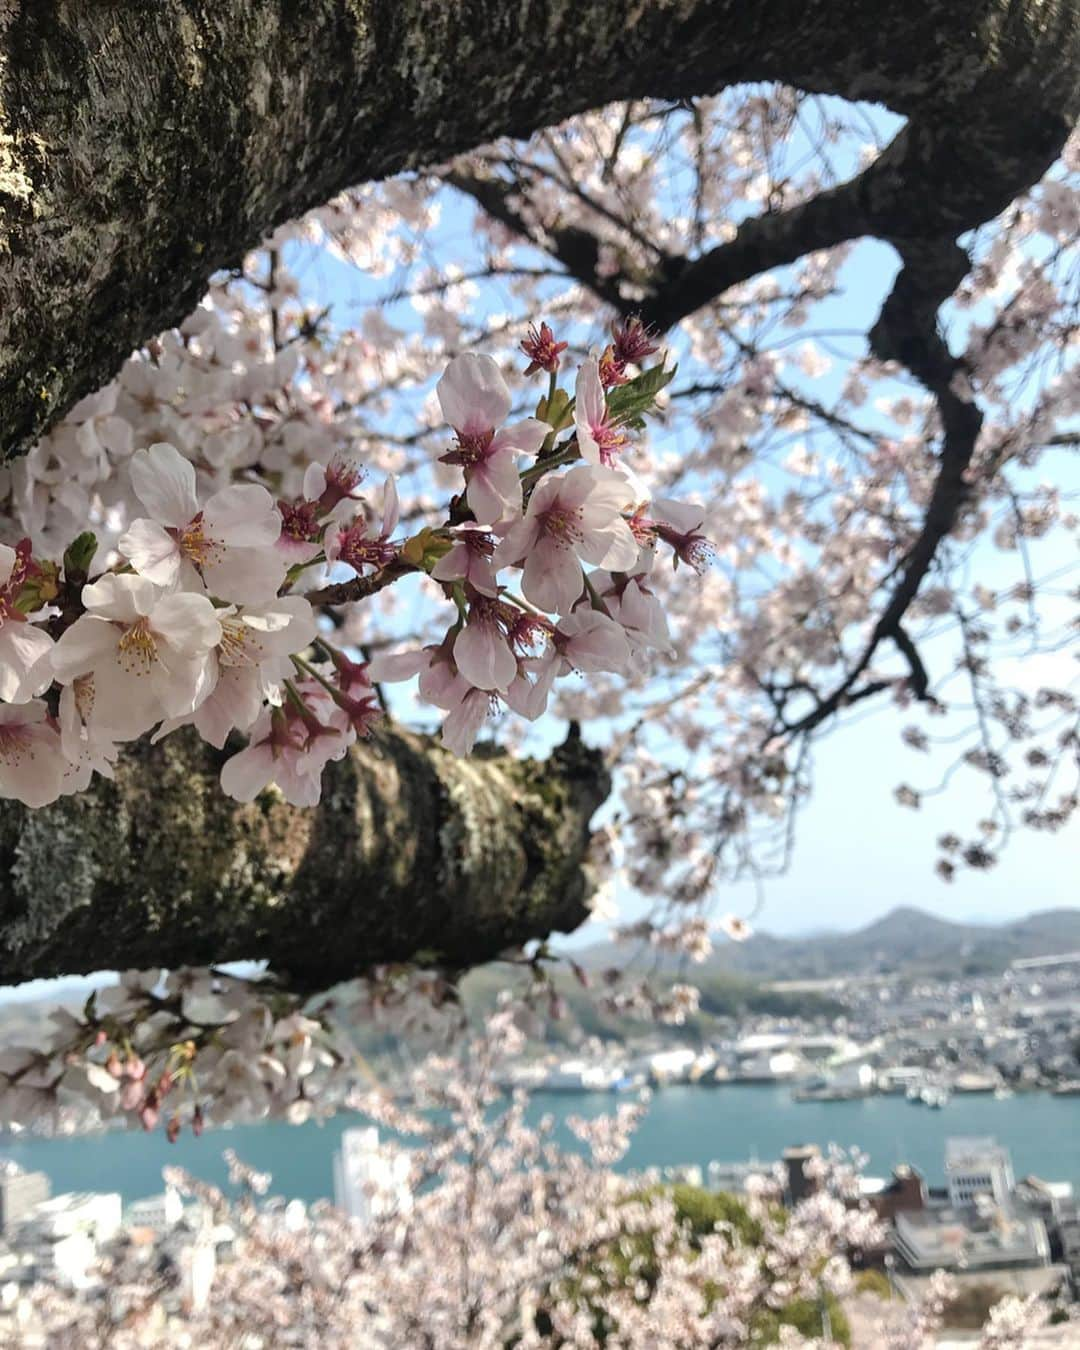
0,723,610,990
1,1,1077,459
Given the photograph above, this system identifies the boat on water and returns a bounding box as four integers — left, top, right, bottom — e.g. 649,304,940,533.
539,1059,636,1093
1052,1080,1080,1097
792,1085,870,1103
952,1072,1002,1095
919,1085,950,1109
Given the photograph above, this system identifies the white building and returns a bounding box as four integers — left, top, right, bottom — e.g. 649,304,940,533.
125,1186,184,1234
946,1137,1014,1209
648,1048,698,1083
831,1061,877,1092
333,1129,412,1228
12,1191,122,1292
893,1207,1050,1272
23,1192,122,1244
736,1049,812,1081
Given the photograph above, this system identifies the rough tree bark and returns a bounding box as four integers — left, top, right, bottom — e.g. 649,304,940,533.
0,1,1076,988
0,725,609,988
1,1,1077,459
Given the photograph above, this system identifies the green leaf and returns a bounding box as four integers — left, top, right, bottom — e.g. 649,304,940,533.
62,532,98,584
537,386,573,431
401,527,453,570
13,560,60,612
605,361,678,426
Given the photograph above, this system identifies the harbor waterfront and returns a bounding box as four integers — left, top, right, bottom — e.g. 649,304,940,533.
3,1083,1079,1206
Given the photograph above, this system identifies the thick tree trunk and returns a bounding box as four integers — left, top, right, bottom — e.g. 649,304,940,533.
0,1,1077,459
0,724,609,989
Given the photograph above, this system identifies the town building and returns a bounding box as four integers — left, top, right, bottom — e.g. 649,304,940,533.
0,1164,49,1237
945,1137,1014,1209
893,1204,1051,1272
125,1186,184,1236
333,1128,412,1228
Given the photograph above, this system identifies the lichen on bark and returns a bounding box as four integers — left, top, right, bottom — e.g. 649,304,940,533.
0,723,610,991
0,2,1077,458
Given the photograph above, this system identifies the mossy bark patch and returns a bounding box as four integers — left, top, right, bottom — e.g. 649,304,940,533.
0,723,610,991
0,2,1077,457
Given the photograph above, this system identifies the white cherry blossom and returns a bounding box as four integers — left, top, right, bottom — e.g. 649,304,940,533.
120,441,286,603
156,595,318,748
49,573,222,739
0,701,69,807
437,353,548,524
496,465,640,612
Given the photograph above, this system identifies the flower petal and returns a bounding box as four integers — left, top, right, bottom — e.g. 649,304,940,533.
203,484,282,547
521,542,583,614
49,616,119,683
437,354,511,436
129,443,199,527
453,618,516,691
201,548,288,605
151,592,222,653
118,518,182,588
491,417,549,457
466,450,521,526
0,623,54,702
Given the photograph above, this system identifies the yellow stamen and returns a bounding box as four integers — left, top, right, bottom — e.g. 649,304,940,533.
117,618,158,674
179,520,221,568
218,617,261,668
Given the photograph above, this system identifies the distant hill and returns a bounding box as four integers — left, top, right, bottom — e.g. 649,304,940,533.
573,907,1080,982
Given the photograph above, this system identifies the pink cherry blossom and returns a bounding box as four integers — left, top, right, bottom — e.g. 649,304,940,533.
551,608,633,676
496,465,640,613
0,701,69,807
437,353,548,524
520,321,568,375
648,498,715,572
49,573,222,739
120,442,286,603
453,597,517,692
328,477,399,574
575,356,628,468
220,684,354,807
368,639,470,711
0,541,53,703
440,685,494,755
430,523,499,595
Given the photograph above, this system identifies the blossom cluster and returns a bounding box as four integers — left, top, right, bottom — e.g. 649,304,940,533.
0,964,467,1140
0,328,710,808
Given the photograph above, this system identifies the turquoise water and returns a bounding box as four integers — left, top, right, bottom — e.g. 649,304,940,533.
2,1085,1078,1204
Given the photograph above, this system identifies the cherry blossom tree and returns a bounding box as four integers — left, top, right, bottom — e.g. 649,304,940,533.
0,8,1077,1340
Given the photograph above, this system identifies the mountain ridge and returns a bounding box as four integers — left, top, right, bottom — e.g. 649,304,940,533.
572,906,1080,980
